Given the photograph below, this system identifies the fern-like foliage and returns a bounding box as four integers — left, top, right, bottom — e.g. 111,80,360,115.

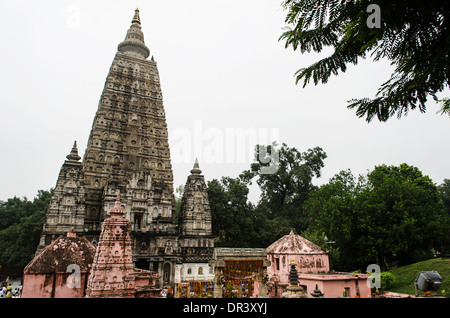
280,0,450,122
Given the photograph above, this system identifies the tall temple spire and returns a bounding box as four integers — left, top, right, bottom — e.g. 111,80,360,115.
40,9,181,284
117,8,150,59
81,5,174,234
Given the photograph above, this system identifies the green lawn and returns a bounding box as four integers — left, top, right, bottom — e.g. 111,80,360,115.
386,258,450,297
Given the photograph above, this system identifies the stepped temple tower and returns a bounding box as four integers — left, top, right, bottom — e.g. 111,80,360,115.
85,192,161,298
38,9,212,285
85,192,136,298
40,141,85,236
178,159,214,263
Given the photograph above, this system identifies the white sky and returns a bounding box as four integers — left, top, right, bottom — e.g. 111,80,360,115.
1,0,449,203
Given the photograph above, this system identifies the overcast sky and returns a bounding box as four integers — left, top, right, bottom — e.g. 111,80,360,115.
1,0,449,203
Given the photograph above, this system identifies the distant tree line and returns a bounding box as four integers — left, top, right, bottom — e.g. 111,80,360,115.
204,143,450,272
1,143,449,274
0,190,51,276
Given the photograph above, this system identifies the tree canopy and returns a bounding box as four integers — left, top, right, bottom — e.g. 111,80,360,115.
206,144,449,271
304,165,449,270
0,190,51,275
280,0,450,121
438,179,450,214
207,177,257,247
241,143,327,231
1,147,448,274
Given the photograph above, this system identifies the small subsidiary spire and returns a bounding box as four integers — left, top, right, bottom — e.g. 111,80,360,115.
289,259,300,287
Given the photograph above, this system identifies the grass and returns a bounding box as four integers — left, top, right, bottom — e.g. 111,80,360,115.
386,258,450,297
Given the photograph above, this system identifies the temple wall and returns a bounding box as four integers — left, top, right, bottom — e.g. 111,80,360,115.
174,263,215,284
298,273,371,298
22,272,89,298
267,253,330,286
22,274,53,298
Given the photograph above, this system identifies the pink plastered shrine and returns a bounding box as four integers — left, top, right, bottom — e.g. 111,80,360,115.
266,231,371,298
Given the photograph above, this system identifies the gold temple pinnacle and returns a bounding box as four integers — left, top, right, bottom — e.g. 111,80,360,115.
132,8,141,25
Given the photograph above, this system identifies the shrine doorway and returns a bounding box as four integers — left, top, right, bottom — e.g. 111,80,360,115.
209,248,269,298
176,281,215,298
221,259,263,298
163,262,171,284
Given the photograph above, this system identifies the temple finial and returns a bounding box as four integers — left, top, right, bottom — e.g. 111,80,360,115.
132,8,141,25
117,8,150,59
109,190,125,218
114,190,121,208
190,157,202,175
67,227,77,238
66,140,81,161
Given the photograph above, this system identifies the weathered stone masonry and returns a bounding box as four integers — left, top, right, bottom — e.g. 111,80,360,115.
37,9,212,285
